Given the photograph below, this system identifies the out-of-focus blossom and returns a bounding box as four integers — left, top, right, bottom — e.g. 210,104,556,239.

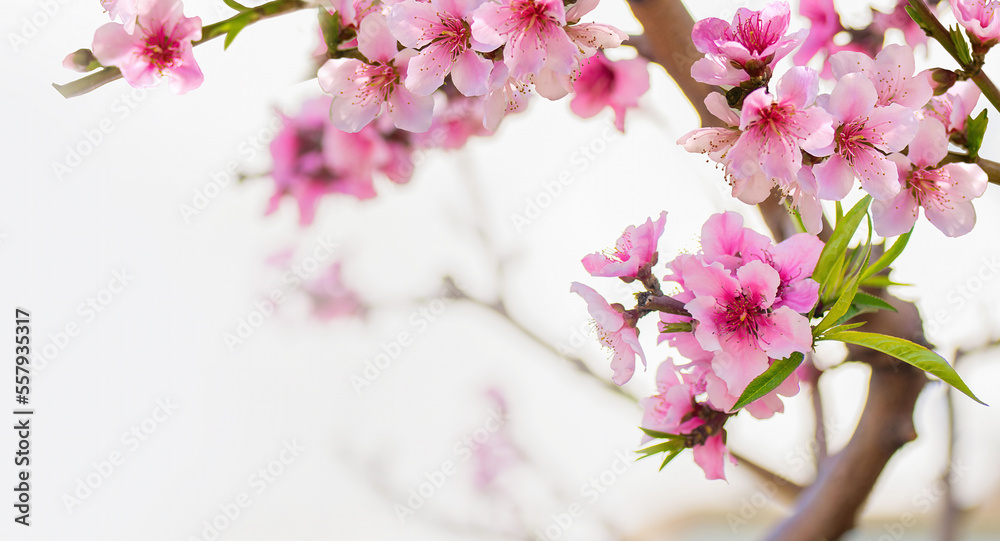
871,1,928,50
304,262,367,320
570,52,649,132
950,0,1000,45
102,0,139,33
92,0,203,94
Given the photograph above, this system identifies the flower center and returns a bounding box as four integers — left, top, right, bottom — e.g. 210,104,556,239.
734,13,775,55
835,120,871,166
141,23,183,72
908,167,954,212
720,290,766,345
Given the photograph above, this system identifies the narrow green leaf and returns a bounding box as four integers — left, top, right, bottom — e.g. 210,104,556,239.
814,223,872,337
851,291,898,313
861,229,912,283
317,6,341,53
731,352,805,411
951,25,973,65
223,17,250,50
814,196,872,292
860,275,912,288
639,427,683,440
659,447,684,471
636,441,679,459
223,0,251,11
966,109,989,159
823,322,867,334
660,322,693,334
824,330,987,405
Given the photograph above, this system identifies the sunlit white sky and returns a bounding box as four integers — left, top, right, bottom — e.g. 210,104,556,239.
2,0,1000,540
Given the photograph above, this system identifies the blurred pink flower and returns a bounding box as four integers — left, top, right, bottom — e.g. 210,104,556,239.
581,211,666,279
570,52,649,132
303,262,366,320
101,0,139,33
950,0,1000,45
92,0,203,94
872,118,988,237
871,1,928,50
570,282,645,385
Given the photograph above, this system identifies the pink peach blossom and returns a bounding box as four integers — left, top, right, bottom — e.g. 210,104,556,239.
728,67,835,188
812,72,919,201
92,0,203,94
582,211,666,278
388,0,495,96
318,13,434,133
872,118,988,237
102,0,139,33
923,80,982,136
570,282,646,385
691,2,805,85
829,44,933,110
471,0,579,80
950,0,1000,44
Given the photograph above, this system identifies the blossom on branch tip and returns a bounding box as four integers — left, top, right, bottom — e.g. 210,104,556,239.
872,117,988,237
950,0,1000,46
582,211,666,279
92,0,203,94
570,282,645,385
691,1,805,85
471,0,579,81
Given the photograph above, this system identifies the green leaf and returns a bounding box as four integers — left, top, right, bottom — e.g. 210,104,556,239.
904,5,932,35
860,275,912,288
636,440,682,459
317,6,341,53
814,196,872,293
823,330,987,405
659,446,684,471
223,14,251,50
860,229,912,283
660,322,693,334
966,109,989,160
639,427,683,440
951,25,973,65
223,0,251,11
852,291,898,313
731,352,805,411
814,220,872,337
824,322,867,333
